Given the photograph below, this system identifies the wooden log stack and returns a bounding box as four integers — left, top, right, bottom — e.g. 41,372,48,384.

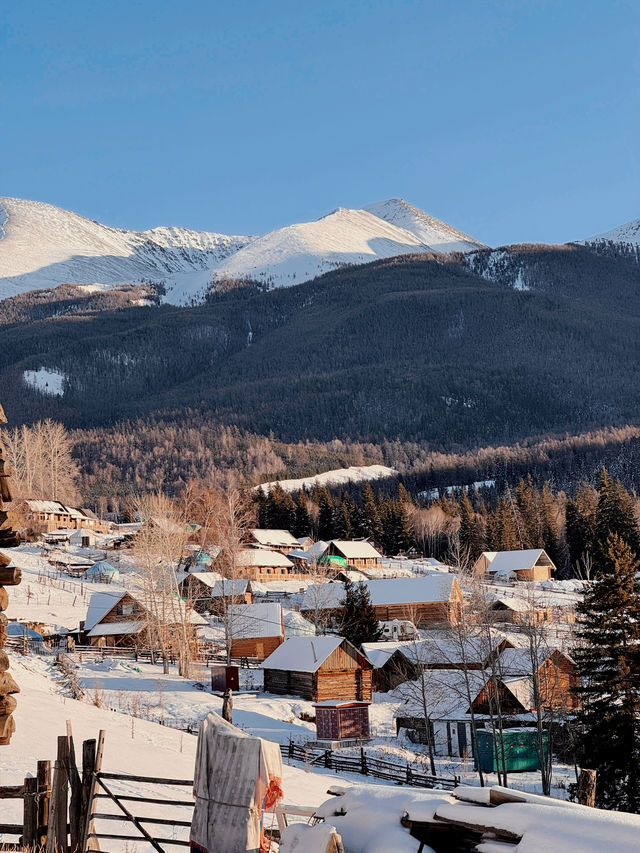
0,401,21,745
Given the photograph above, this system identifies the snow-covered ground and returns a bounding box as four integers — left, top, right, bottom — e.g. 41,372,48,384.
258,464,398,494
22,367,67,396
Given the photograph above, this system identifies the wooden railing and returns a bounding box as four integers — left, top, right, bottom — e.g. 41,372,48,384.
281,741,459,790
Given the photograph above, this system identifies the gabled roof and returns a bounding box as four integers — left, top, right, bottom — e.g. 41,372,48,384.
236,549,294,568
485,549,555,575
299,573,458,611
261,635,345,672
87,620,144,637
84,591,127,631
288,541,328,563
229,602,283,639
328,540,383,560
250,529,298,548
396,669,489,720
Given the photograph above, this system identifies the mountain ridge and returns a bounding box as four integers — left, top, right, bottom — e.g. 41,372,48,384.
0,195,485,305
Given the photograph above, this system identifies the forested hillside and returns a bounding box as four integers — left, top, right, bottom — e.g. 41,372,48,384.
1,243,639,450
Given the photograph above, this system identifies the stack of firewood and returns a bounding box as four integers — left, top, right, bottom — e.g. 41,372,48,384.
0,402,20,745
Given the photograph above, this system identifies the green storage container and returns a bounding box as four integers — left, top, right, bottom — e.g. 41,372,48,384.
475,728,548,773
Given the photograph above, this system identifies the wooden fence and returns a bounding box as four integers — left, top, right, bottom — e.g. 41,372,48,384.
281,741,459,790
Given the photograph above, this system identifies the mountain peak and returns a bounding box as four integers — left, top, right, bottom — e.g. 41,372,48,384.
588,218,640,246
364,198,486,253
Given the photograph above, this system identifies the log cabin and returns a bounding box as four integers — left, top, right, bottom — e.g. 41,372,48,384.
179,573,253,614
3,499,109,535
473,549,555,582
261,635,373,702
82,589,205,648
320,540,383,571
489,596,553,625
228,602,284,661
216,548,308,582
249,528,299,554
300,574,463,628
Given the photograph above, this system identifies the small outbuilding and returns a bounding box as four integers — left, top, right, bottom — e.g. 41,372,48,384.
261,635,373,702
321,540,383,571
313,700,370,744
83,560,120,583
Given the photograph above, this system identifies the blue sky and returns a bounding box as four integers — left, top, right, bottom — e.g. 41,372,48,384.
2,0,638,245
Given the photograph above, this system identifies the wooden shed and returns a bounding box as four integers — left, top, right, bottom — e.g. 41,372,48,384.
228,602,284,661
475,549,555,582
249,529,299,554
261,636,373,702
361,644,420,692
313,700,370,742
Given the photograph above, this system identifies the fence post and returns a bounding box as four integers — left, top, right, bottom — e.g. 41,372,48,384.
406,763,412,784
46,736,69,853
23,776,38,848
37,759,51,848
288,739,293,759
78,739,96,852
324,749,331,769
360,748,368,776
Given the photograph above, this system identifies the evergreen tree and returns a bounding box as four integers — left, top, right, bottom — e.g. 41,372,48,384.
340,578,382,647
565,483,598,574
317,490,335,541
595,468,640,567
458,489,485,560
574,534,640,811
292,492,311,538
360,483,382,542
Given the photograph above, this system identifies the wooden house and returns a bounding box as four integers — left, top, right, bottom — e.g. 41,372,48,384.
473,549,555,582
361,644,420,692
321,540,383,570
261,636,373,702
229,602,284,661
300,574,462,628
489,596,553,625
179,573,252,614
249,529,298,554
82,590,205,648
4,499,109,535
218,548,305,582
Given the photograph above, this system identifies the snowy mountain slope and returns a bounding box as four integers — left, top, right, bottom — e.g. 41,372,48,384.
209,207,435,288
364,198,486,253
0,196,252,302
587,218,640,246
0,196,487,305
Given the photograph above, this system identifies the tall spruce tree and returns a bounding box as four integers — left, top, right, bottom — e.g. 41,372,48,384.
574,533,640,811
340,578,382,647
595,470,640,566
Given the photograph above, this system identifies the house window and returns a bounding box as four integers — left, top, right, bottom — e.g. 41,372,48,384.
117,603,137,617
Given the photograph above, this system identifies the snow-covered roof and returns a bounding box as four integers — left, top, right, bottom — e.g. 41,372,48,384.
261,635,345,672
395,669,489,720
283,610,316,637
329,540,383,560
183,573,250,597
236,549,294,568
491,595,530,613
501,675,533,709
300,574,457,611
84,591,126,631
287,541,328,563
87,620,144,637
486,549,554,574
84,560,119,577
361,644,399,669
229,602,283,639
250,529,298,548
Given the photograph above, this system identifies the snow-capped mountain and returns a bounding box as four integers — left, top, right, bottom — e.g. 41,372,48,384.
0,197,252,303
587,218,640,246
364,198,486,253
210,206,433,287
0,195,486,305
